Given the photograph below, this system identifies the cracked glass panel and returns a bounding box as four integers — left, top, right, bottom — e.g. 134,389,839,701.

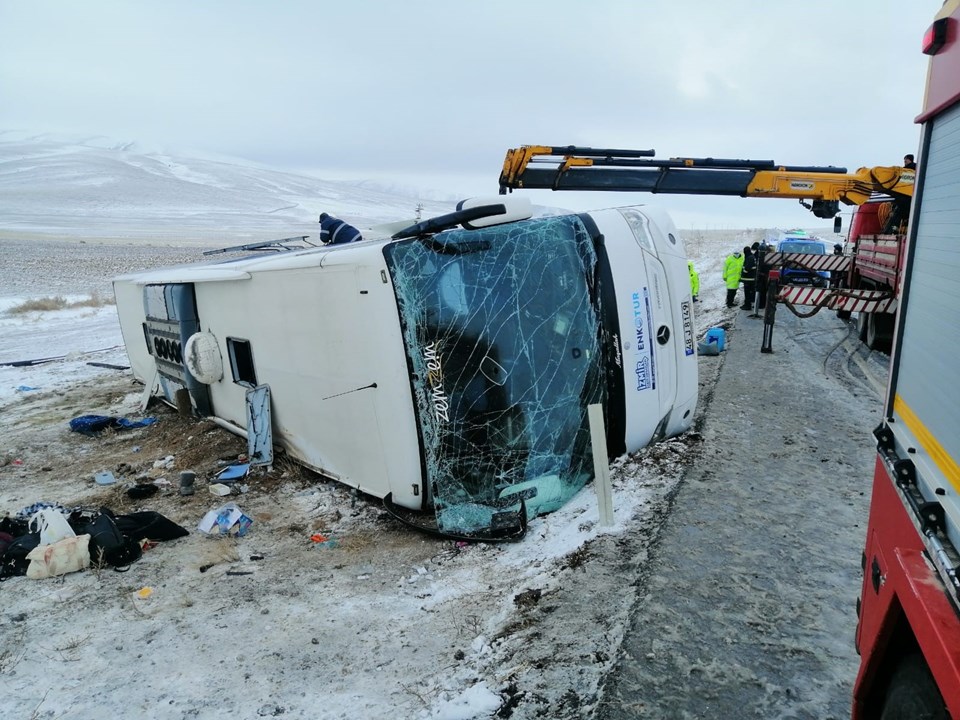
384,215,606,535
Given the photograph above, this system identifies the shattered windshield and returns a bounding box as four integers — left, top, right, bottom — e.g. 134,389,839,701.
384,215,606,536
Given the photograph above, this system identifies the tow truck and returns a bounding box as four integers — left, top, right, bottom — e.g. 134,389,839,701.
497,146,916,351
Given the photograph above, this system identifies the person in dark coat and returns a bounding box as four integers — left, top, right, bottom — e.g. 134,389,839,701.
755,240,771,310
319,213,363,245
903,154,916,170
740,245,757,311
830,243,844,288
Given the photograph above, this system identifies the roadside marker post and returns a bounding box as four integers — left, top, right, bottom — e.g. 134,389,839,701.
588,403,614,526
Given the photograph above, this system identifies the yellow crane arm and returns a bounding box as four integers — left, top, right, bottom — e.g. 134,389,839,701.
745,165,914,205
498,145,914,218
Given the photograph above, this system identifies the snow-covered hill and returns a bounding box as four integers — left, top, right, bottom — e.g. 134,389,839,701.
0,133,460,243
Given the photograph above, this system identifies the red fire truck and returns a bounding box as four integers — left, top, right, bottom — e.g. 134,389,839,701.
852,3,960,717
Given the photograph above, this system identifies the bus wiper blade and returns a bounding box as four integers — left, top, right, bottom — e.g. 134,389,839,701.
392,204,506,240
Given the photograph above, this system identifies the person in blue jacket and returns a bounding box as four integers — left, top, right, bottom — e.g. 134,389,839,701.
319,213,363,245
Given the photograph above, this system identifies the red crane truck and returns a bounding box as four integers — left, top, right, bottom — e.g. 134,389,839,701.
852,3,960,717
496,149,915,354
841,198,906,352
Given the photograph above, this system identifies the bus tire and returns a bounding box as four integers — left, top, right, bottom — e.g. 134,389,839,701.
879,654,948,720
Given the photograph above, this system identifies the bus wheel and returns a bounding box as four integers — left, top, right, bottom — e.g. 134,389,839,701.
879,654,948,720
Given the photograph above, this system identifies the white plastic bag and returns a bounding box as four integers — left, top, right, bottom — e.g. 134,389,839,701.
26,534,91,579
197,502,253,537
30,507,76,545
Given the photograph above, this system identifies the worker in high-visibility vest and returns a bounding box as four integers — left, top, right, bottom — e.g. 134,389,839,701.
688,261,700,302
722,249,744,308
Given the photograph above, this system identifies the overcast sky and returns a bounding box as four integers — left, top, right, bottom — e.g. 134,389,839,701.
0,1,940,229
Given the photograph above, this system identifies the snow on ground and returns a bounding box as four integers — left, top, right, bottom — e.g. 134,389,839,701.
598,300,888,719
0,221,747,719
0,298,127,406
0,140,849,718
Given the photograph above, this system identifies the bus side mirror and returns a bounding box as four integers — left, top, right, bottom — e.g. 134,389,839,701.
833,216,842,234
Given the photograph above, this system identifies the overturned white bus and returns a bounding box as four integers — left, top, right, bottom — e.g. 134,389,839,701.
113,197,697,539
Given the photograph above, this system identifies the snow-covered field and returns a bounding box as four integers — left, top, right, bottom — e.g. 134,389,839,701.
0,133,455,243
0,238,725,720
1,136,870,719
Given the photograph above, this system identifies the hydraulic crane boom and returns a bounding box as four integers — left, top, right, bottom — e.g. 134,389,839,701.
498,145,915,218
